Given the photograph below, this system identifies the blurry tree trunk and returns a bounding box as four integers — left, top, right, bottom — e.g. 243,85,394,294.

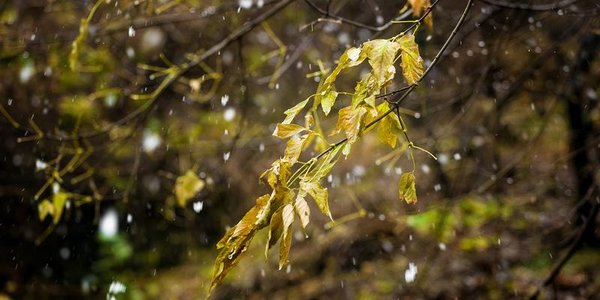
564,33,599,242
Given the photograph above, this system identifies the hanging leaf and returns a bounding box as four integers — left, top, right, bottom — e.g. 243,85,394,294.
315,47,366,107
363,39,401,87
260,159,292,189
273,123,306,139
284,134,309,164
283,98,310,124
279,203,295,268
266,206,284,254
294,193,310,231
279,225,293,269
323,47,366,89
38,192,69,224
331,106,368,145
399,172,418,204
407,0,433,30
376,102,402,148
300,180,332,220
210,227,256,293
38,200,53,221
398,34,425,85
211,193,279,292
174,170,205,207
321,90,338,116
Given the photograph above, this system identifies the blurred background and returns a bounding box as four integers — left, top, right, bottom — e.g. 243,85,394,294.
1,0,599,299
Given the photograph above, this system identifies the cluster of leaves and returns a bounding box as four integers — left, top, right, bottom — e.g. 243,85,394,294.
209,3,433,293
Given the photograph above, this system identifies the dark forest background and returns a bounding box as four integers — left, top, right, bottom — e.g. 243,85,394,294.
1,0,599,299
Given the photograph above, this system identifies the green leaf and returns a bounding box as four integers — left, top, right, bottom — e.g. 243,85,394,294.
273,123,306,139
399,172,418,204
398,34,425,85
174,170,205,207
321,89,338,116
283,98,310,124
300,180,332,220
363,39,401,87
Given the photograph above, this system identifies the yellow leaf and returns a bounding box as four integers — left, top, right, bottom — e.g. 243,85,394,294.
362,39,401,87
376,102,402,148
174,170,205,207
279,204,295,269
209,228,256,293
283,98,309,124
260,159,292,188
316,47,366,106
38,200,53,221
399,172,418,204
279,225,292,270
273,123,306,139
253,193,276,228
282,203,295,233
294,193,310,231
304,112,314,129
51,192,68,224
331,106,368,144
398,34,425,85
300,180,332,220
210,193,278,293
284,134,309,164
408,0,433,30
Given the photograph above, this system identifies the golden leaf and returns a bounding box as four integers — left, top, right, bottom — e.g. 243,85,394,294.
362,39,401,87
315,47,366,106
279,225,292,269
284,134,309,164
408,0,433,30
294,193,310,231
174,170,205,207
331,106,368,144
399,172,418,204
399,34,425,85
300,180,332,220
376,102,402,148
273,123,306,139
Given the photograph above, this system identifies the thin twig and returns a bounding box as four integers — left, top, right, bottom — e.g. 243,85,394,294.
303,0,415,32
480,0,577,11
